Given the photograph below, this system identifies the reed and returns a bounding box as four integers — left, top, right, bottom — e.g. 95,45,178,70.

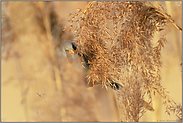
64,1,182,122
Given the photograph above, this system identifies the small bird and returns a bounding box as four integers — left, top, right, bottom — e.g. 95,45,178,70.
61,40,154,111
61,40,123,91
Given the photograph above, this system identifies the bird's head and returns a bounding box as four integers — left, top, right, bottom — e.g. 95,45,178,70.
62,40,77,54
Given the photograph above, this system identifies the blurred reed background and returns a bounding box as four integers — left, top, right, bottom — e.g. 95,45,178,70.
140,1,182,122
1,1,182,122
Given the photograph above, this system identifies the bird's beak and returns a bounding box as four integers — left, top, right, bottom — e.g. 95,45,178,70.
70,49,75,54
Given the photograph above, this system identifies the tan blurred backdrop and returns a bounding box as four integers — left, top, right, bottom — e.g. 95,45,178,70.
1,1,182,122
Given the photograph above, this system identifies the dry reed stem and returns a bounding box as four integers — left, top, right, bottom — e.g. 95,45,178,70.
144,1,182,32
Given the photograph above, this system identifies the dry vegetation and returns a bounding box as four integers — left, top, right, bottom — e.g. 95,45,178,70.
1,1,182,122
64,1,182,121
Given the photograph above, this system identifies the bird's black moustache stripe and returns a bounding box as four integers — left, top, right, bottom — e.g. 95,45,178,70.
71,42,77,51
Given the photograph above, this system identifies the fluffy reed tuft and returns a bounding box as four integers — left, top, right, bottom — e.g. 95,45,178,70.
64,1,182,121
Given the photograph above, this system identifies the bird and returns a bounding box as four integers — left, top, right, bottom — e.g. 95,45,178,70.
61,40,155,112
61,40,123,91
